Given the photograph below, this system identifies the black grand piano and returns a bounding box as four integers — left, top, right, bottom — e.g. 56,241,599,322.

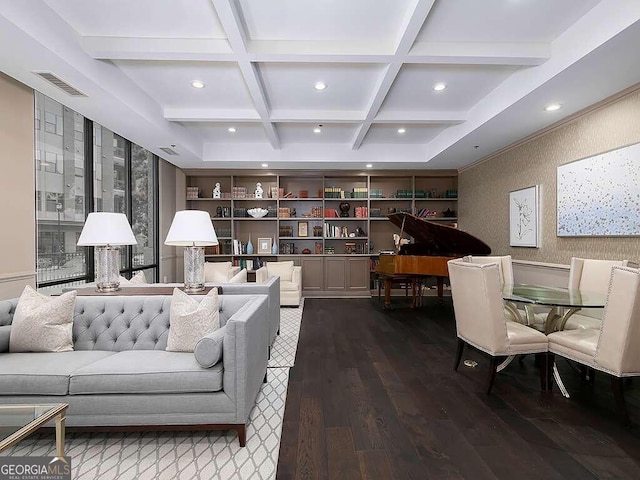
376,212,491,309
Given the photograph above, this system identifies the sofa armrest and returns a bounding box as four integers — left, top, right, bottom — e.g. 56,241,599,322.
255,267,268,284
0,325,11,353
229,266,241,279
222,295,269,423
292,266,302,290
228,269,247,284
194,325,226,367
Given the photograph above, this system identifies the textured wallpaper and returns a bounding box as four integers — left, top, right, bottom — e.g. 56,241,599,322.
459,87,640,265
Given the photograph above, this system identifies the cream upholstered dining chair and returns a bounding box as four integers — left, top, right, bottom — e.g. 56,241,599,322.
563,257,633,330
463,255,514,285
448,259,548,394
204,261,245,283
256,261,301,306
462,255,538,325
548,266,640,422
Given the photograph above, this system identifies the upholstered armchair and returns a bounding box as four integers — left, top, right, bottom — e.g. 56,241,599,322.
204,261,245,284
563,257,633,330
448,259,548,394
548,266,640,422
256,261,301,307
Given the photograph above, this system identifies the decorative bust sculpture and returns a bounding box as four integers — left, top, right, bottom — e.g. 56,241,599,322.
213,183,221,199
255,182,263,199
339,202,350,217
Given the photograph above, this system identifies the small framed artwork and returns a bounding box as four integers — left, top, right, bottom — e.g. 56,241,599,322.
257,237,272,254
298,221,308,237
509,185,540,247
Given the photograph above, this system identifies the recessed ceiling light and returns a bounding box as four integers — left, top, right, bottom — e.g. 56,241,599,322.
433,83,447,91
191,80,205,89
313,128,322,134
314,82,327,91
397,128,406,134
261,163,268,168
228,127,237,133
366,164,373,168
545,103,562,112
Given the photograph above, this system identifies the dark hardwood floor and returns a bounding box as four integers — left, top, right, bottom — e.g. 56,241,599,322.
276,297,640,479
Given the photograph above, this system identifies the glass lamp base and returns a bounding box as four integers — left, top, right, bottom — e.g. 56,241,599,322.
184,246,205,292
95,246,121,293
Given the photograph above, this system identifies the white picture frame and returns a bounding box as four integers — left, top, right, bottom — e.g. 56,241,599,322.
509,185,540,247
257,237,272,254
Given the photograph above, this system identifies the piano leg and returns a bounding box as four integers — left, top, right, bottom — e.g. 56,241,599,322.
437,277,444,298
411,279,418,309
383,277,393,310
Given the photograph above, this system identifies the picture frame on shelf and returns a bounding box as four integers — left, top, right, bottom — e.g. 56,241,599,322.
257,237,272,254
298,221,308,237
509,185,540,247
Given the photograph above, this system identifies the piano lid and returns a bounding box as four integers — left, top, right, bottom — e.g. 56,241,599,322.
388,212,491,256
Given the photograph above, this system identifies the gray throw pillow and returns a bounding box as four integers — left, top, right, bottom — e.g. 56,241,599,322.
194,326,226,368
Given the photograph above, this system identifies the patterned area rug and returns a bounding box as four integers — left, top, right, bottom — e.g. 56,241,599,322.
3,301,305,480
268,298,304,368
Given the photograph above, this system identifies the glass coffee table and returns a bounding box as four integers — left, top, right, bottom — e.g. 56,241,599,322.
0,404,68,456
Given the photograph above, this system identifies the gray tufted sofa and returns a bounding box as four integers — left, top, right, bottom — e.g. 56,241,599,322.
63,276,281,349
0,293,269,446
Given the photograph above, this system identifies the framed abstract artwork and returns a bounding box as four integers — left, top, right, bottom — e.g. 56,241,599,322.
557,142,640,236
509,185,540,247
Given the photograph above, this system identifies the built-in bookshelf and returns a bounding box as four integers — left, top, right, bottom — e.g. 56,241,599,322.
182,170,458,295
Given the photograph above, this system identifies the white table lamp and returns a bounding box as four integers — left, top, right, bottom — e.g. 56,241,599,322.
165,210,218,292
77,212,137,292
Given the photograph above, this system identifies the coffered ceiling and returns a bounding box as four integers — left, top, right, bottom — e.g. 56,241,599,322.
1,0,640,170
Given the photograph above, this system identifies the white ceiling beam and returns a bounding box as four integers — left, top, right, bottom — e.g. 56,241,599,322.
164,108,260,122
82,36,233,61
407,42,549,66
351,0,437,150
270,110,365,123
374,111,467,124
247,40,395,62
82,37,548,67
210,0,280,149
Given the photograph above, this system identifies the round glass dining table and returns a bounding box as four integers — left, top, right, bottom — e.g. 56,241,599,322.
502,283,606,334
501,284,607,398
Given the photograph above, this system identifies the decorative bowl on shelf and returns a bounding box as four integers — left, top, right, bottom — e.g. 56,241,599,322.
247,207,269,218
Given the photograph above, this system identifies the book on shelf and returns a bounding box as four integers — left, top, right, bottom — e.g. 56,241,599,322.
354,206,368,218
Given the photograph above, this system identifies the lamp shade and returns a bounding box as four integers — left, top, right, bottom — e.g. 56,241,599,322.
77,212,137,246
165,210,218,247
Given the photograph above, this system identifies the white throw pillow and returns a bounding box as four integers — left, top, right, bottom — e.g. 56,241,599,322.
9,286,76,353
129,271,147,283
166,288,220,352
204,262,232,283
266,261,294,282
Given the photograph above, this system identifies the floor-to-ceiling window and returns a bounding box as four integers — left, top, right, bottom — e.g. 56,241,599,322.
35,92,87,289
36,93,159,292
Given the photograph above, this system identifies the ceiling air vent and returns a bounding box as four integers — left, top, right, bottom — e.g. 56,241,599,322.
33,72,86,97
159,147,179,156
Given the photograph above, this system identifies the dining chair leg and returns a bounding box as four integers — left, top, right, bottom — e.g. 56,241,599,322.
536,353,548,391
487,356,500,395
454,339,465,372
611,376,630,424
